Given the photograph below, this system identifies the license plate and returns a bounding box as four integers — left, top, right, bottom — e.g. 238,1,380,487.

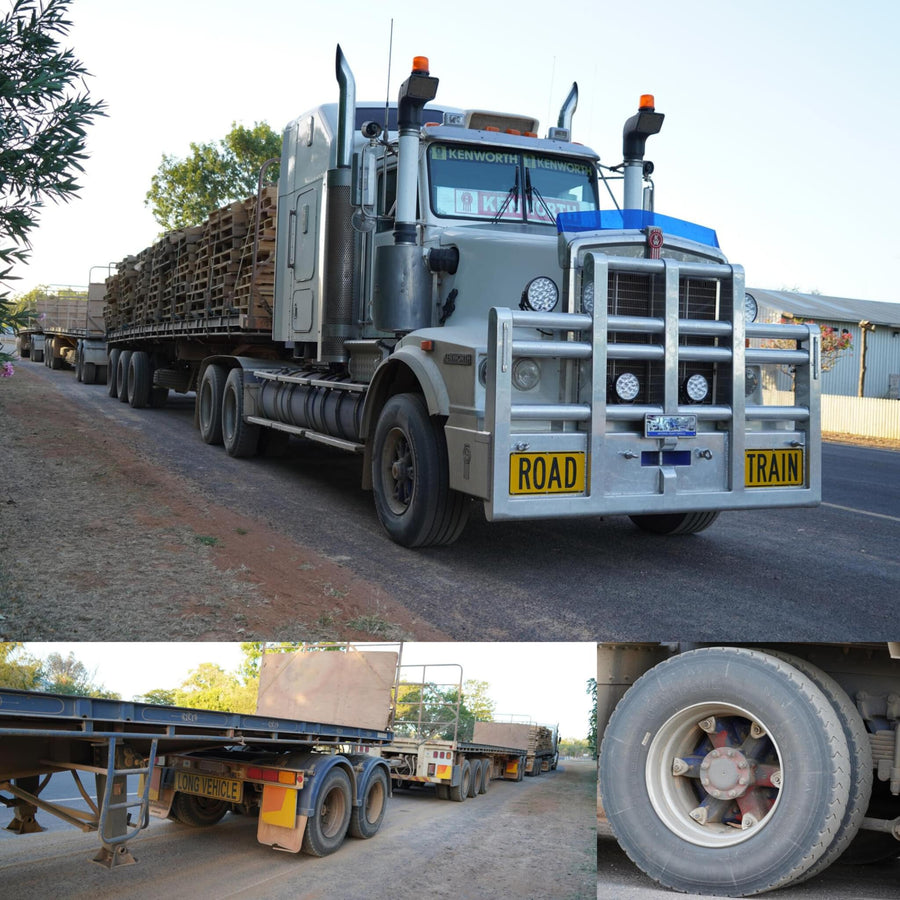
174,771,243,803
509,452,586,495
745,448,804,487
645,414,697,438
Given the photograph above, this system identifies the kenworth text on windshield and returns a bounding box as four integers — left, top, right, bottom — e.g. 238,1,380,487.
96,47,821,547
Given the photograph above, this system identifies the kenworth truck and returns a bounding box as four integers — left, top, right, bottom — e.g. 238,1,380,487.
596,642,900,896
99,46,821,547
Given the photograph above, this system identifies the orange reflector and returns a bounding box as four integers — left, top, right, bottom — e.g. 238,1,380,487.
524,131,537,138
485,125,499,132
420,339,434,351
506,128,521,136
412,56,430,74
639,94,655,110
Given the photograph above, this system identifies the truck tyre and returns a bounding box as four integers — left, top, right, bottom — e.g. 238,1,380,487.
301,766,352,857
477,759,490,794
83,362,97,384
128,351,151,408
222,367,260,458
599,647,851,897
31,348,43,363
170,792,230,827
372,393,470,547
762,648,873,882
467,759,482,797
198,363,226,445
116,350,133,403
107,349,121,397
448,760,471,802
49,339,63,369
348,767,388,840
628,511,720,535
75,341,84,381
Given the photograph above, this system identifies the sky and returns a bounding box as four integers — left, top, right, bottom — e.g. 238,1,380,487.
8,0,900,303
22,642,597,740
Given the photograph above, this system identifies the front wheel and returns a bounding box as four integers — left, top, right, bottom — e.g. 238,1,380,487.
371,393,470,547
198,363,226,445
599,647,851,896
222,367,260,458
629,511,720,535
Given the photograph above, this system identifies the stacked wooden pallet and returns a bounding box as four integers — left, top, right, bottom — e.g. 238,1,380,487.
472,721,556,754
104,186,277,332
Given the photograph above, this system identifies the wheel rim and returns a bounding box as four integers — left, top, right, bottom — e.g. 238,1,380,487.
381,426,414,515
364,777,385,825
646,701,783,848
320,783,347,838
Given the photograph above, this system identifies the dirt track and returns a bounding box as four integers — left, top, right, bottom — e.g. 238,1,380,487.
0,364,446,641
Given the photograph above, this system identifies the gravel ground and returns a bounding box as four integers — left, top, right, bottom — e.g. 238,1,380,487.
0,365,446,641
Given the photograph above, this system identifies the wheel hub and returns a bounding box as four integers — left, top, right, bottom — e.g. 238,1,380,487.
700,746,753,799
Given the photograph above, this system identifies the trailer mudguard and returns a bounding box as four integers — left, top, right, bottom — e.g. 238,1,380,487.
256,751,352,853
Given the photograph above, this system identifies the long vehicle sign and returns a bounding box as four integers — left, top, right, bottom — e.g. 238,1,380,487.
174,771,243,803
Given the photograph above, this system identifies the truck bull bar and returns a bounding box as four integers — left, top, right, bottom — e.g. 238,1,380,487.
484,254,821,521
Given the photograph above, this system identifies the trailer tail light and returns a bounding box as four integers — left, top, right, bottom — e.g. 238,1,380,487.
246,766,303,787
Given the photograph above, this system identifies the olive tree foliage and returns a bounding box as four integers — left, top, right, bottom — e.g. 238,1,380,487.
0,0,105,323
145,122,281,232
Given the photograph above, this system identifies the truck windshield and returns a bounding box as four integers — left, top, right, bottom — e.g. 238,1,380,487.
427,144,598,225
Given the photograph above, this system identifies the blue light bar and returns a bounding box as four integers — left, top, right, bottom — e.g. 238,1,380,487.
557,209,719,249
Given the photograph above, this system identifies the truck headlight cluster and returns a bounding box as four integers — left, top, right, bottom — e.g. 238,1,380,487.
682,373,709,403
521,276,559,312
614,371,641,402
744,292,758,323
512,357,541,391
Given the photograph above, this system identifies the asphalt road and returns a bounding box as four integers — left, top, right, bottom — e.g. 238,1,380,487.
19,363,900,641
596,831,900,899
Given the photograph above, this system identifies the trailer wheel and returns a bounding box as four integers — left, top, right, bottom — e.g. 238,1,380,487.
83,362,97,384
762,648,873,882
170,792,230,827
107,349,121,397
477,759,490,794
31,348,43,363
348,767,388,840
372,393,470,547
116,350,133,403
599,647,851,896
75,341,84,382
448,760,471,802
50,339,63,369
301,766,352,857
467,760,482,798
628,511,720,535
198,363,226,445
222,367,260,458
128,351,151,409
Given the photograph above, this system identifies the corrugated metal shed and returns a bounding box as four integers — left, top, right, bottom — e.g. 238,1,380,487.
748,288,900,398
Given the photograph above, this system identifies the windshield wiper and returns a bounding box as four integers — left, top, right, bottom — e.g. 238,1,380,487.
525,169,557,223
492,168,519,223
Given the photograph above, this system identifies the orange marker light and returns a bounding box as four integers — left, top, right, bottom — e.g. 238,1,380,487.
639,94,655,110
420,339,434,352
412,56,430,74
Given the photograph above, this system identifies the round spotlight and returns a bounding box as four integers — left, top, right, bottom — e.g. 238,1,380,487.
745,366,760,397
614,372,641,402
521,276,559,312
512,357,541,391
581,280,595,315
744,292,758,323
684,373,709,403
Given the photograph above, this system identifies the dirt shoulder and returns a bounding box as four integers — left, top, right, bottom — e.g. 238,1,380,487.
0,367,448,641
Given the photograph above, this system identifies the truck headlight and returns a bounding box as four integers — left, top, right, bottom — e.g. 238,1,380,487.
521,276,558,312
744,292,758,323
683,373,709,403
581,280,594,315
512,357,541,391
614,372,640,402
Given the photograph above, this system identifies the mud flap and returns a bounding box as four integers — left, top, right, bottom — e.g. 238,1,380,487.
257,784,307,852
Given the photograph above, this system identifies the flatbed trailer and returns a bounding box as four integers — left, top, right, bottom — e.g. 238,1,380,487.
0,687,393,867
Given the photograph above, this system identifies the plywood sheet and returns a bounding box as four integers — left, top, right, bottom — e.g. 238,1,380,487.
256,650,397,732
473,722,553,752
